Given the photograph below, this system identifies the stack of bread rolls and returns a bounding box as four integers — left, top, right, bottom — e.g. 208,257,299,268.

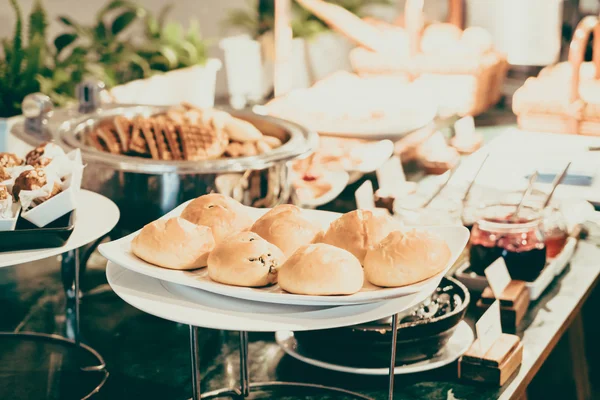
131,194,452,296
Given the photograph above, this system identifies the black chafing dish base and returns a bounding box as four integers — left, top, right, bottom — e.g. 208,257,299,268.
292,277,470,367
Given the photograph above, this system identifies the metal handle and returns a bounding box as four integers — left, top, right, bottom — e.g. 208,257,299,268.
22,93,54,135
76,79,106,114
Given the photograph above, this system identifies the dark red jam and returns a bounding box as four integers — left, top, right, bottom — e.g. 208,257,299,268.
469,214,546,282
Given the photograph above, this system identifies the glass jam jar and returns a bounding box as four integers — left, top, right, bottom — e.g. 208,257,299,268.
469,204,547,282
541,205,569,258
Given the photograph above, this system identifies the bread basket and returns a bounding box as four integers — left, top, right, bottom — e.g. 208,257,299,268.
513,15,600,135
296,0,507,117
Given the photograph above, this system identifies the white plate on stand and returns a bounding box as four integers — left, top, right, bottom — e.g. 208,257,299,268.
275,321,474,375
106,262,438,332
99,203,470,306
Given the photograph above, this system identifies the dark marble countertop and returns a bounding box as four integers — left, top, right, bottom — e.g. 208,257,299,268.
1,238,597,400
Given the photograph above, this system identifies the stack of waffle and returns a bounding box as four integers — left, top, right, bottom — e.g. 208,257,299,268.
87,104,283,161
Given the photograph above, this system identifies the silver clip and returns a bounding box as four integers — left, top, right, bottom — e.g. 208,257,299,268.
22,93,53,135
77,79,106,114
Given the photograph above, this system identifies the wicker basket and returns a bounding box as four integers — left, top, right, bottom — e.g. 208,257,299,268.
513,16,600,136
296,0,508,117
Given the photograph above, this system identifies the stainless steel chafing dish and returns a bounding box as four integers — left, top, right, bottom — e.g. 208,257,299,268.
11,90,318,233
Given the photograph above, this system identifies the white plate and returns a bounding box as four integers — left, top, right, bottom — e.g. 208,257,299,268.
292,170,349,208
275,321,474,375
99,203,470,306
106,262,437,332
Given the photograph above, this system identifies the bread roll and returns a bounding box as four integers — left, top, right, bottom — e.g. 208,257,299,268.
132,217,215,270
321,209,397,264
251,204,322,257
181,193,253,243
208,232,285,287
278,244,364,295
460,27,493,54
364,230,451,287
420,23,462,54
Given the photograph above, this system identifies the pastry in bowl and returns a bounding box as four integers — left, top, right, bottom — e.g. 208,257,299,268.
0,152,23,168
321,209,397,264
208,232,285,287
181,193,253,243
251,204,322,257
12,168,61,204
132,217,215,270
278,243,364,296
364,230,451,287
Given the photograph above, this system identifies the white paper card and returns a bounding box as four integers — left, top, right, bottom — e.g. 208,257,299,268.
376,156,406,193
476,300,502,355
484,257,512,298
355,180,375,210
454,116,475,142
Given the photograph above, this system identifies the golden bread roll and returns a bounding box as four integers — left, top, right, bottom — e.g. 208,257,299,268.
207,232,285,287
420,23,462,54
321,209,397,264
132,217,215,270
278,244,364,295
224,117,263,142
460,26,493,54
181,193,253,243
251,204,322,257
364,230,451,287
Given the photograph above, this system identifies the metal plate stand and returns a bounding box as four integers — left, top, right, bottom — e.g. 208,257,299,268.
0,248,108,400
188,314,400,400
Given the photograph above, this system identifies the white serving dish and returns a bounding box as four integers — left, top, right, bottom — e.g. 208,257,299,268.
275,320,474,375
454,237,577,301
0,203,20,231
104,59,222,109
100,203,470,306
292,170,350,209
107,261,438,332
20,149,83,228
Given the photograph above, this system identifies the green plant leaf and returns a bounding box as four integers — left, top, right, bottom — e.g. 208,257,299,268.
111,10,138,36
58,16,75,27
162,21,183,44
9,0,24,84
159,45,178,69
94,20,107,41
29,0,48,41
157,4,173,30
54,33,78,55
145,14,159,38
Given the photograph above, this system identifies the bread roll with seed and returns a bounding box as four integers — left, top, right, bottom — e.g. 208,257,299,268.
251,204,322,257
132,217,215,270
364,230,451,287
321,209,397,264
181,193,253,243
208,232,284,287
278,243,364,295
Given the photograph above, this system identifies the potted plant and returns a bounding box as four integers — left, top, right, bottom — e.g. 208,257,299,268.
223,0,390,93
0,0,49,151
53,1,221,108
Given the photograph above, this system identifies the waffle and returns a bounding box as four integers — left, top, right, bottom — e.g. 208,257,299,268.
151,117,173,160
113,116,132,152
87,104,285,161
178,122,227,161
163,119,183,160
129,117,149,155
95,126,121,154
140,119,160,160
88,131,108,152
